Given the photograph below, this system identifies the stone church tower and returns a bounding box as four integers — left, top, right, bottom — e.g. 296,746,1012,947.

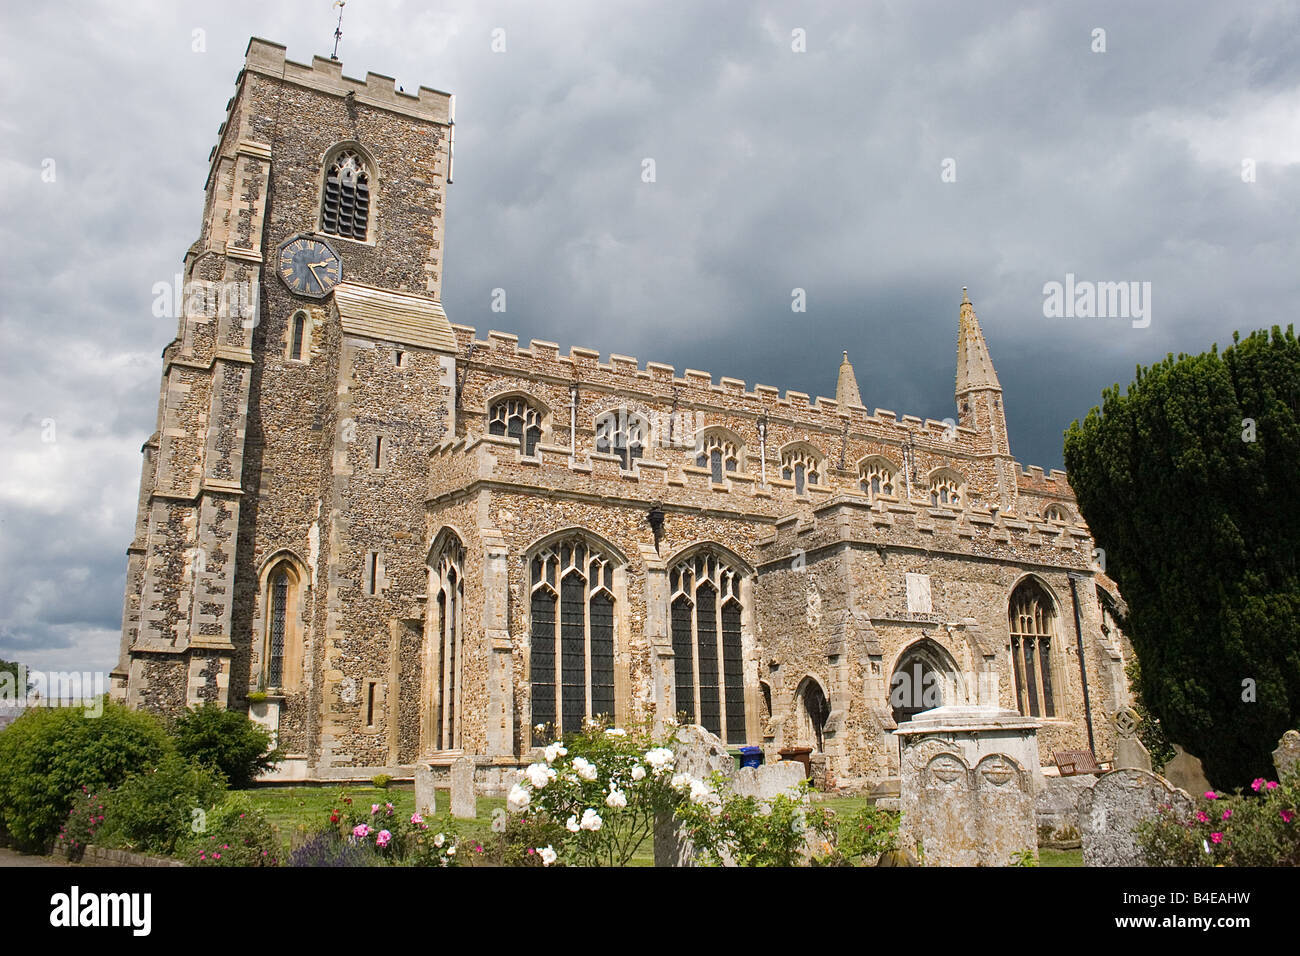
116,39,1129,788
114,39,458,775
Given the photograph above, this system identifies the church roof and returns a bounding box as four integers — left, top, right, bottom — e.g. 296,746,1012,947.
955,288,1001,394
836,351,863,408
333,282,458,353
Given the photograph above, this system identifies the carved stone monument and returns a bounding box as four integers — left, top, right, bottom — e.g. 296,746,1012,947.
895,705,1041,866
1112,707,1152,772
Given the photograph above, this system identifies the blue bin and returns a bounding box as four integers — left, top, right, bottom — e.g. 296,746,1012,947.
739,746,764,769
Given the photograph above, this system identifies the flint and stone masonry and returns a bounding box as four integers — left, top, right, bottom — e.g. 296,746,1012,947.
115,38,1130,789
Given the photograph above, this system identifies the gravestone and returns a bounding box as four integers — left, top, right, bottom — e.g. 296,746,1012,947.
413,764,437,816
896,705,1041,866
653,725,734,867
1035,774,1095,847
450,756,476,819
1112,707,1152,772
1078,769,1193,867
1272,730,1300,780
1163,745,1212,797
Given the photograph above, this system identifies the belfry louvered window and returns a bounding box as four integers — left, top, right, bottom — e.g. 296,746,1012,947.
529,538,616,737
1009,579,1057,718
320,149,372,241
489,397,543,456
670,551,748,744
432,541,464,750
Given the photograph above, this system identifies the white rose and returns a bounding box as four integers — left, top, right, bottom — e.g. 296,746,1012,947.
566,815,580,833
526,763,553,789
540,845,557,867
573,757,598,782
605,787,627,809
605,728,627,737
434,833,445,848
671,772,694,792
631,765,646,782
689,778,714,804
543,742,568,763
507,783,531,813
580,808,603,831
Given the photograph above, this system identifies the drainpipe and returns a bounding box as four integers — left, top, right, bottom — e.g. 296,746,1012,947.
1067,573,1096,754
757,414,768,486
569,382,578,463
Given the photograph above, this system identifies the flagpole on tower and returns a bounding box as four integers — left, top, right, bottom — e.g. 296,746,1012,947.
331,1,346,60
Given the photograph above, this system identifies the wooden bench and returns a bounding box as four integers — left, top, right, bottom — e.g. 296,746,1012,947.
1054,749,1105,776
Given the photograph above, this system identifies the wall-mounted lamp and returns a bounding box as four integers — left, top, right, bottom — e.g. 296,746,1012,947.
647,502,665,553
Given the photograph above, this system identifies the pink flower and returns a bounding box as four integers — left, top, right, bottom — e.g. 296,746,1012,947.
213,852,222,859
385,803,394,816
1221,810,1231,821
1204,791,1218,800
527,848,536,855
1210,833,1223,844
353,823,371,839
411,812,424,825
199,852,206,860
1282,810,1294,824
1265,781,1278,790
1252,778,1266,792
376,830,392,848
371,804,381,815
1195,811,1209,823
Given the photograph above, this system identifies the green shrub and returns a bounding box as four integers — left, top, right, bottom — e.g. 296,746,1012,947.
674,773,835,867
0,699,171,852
371,774,392,789
183,793,281,866
171,703,282,789
97,753,226,856
54,789,109,862
833,804,900,863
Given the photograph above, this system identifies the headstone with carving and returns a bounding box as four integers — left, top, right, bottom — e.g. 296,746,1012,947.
1273,730,1300,780
1112,708,1152,772
450,756,476,819
895,705,1041,866
1079,769,1193,866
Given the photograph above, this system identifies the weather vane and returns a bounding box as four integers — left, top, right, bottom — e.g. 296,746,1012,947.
331,1,346,60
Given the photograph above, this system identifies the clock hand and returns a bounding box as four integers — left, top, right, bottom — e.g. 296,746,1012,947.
306,262,328,290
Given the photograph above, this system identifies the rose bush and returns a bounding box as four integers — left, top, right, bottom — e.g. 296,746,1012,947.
1137,770,1300,866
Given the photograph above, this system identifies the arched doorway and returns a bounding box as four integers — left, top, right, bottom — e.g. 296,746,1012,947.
890,640,959,725
795,677,830,751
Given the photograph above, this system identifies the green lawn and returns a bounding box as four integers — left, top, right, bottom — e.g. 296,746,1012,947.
243,786,1084,867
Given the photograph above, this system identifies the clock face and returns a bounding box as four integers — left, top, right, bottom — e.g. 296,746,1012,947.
276,236,343,298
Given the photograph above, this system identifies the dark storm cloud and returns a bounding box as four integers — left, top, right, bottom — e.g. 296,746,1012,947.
1,0,1296,673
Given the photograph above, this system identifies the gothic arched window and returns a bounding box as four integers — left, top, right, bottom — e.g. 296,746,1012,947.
529,537,617,737
1008,579,1058,718
595,409,648,469
858,456,899,500
928,470,965,508
431,540,465,750
320,146,373,242
780,446,822,495
261,557,305,692
489,396,543,456
695,430,741,483
670,550,748,744
1043,504,1070,524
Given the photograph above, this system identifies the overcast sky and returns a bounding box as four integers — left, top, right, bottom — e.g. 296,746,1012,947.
1,0,1297,678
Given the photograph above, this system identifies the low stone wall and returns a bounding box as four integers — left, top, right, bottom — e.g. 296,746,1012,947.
81,846,185,868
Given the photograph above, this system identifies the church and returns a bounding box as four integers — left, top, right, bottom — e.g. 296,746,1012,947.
113,38,1130,791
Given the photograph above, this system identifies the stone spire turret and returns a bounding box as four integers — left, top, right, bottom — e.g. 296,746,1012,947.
955,287,1001,396
836,350,863,409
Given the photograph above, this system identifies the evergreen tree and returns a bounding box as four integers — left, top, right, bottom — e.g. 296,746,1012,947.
1064,327,1300,789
